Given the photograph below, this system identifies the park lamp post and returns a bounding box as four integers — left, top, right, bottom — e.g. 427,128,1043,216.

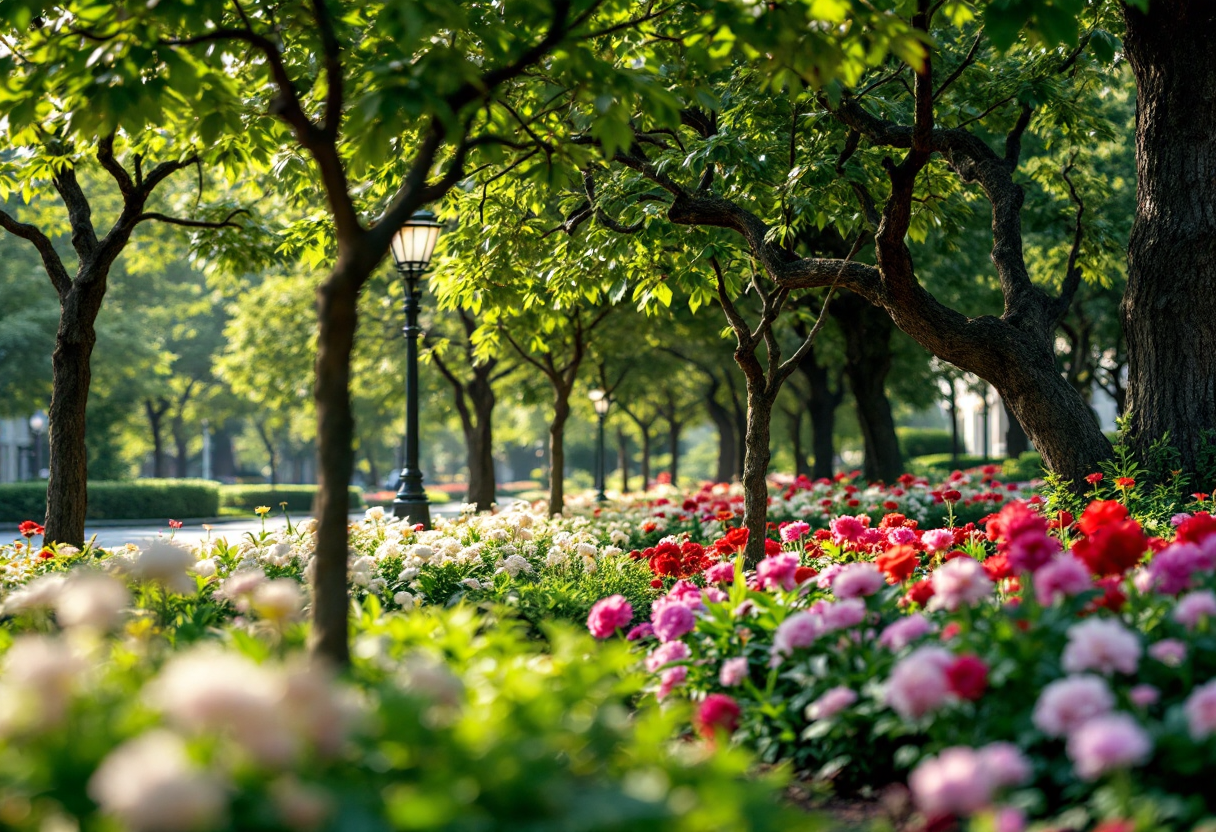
588,389,610,503
28,409,47,481
389,210,443,528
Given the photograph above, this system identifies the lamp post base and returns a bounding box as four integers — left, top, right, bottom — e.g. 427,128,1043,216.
392,496,431,529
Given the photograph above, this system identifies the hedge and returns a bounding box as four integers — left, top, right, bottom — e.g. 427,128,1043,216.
897,427,956,458
909,452,1045,482
218,484,363,513
0,480,221,523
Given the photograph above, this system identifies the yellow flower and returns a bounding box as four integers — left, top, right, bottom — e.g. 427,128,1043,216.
255,506,272,517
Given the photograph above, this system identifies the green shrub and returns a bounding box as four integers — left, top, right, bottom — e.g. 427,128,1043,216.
0,480,222,523
218,484,363,513
1003,451,1044,482
897,427,955,458
907,453,1003,476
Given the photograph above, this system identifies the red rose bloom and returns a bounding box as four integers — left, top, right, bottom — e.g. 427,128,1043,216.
1087,575,1128,613
794,566,819,584
903,578,935,607
940,622,962,641
945,655,989,700
1177,512,1216,545
982,554,1013,581
763,538,782,556
943,489,962,502
17,521,44,537
1073,519,1148,576
695,693,742,739
879,513,908,529
1077,499,1130,535
876,544,920,583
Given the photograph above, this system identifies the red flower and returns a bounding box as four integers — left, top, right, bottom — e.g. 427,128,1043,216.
1047,510,1074,531
169,519,183,529
1192,493,1210,502
794,566,818,584
1093,821,1135,832
1086,472,1104,484
945,655,988,700
879,513,908,529
17,521,44,537
903,578,935,607
1088,575,1128,613
649,579,663,589
763,538,782,556
882,500,899,511
1077,499,1130,536
1073,519,1148,576
942,489,962,503
1176,512,1216,545
696,694,742,739
1114,477,1136,489
37,547,54,560
982,554,1013,581
876,544,920,583
940,622,962,641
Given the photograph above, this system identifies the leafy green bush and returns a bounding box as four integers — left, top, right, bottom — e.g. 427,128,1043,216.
1002,451,1044,481
0,480,221,522
218,484,363,513
897,427,955,458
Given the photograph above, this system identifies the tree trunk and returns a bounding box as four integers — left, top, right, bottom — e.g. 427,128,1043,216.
617,426,630,492
144,398,168,479
947,382,960,462
44,313,96,546
833,294,903,482
1005,400,1030,458
799,346,841,480
740,389,773,566
1122,1,1216,478
639,427,651,490
213,423,237,480
309,268,359,668
256,423,279,486
705,386,737,483
548,391,570,512
667,419,682,485
172,412,189,478
464,380,498,511
788,408,808,478
364,444,380,492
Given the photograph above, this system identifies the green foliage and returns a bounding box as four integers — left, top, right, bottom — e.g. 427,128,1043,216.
0,480,221,523
219,484,363,513
897,427,955,458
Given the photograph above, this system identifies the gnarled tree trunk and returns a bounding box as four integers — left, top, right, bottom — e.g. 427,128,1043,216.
1122,1,1216,479
46,311,98,544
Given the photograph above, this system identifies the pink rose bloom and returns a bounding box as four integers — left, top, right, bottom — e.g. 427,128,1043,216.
1061,618,1141,675
807,686,857,720
1006,529,1060,574
858,527,888,548
832,562,885,599
885,646,952,720
830,515,866,545
704,561,735,584
780,521,811,543
1066,713,1152,780
704,586,728,604
887,527,918,547
626,623,654,641
1146,543,1203,595
587,595,633,638
978,742,1032,788
1173,589,1216,630
929,557,994,612
816,563,843,590
1033,554,1092,604
756,552,800,591
652,603,695,643
816,598,867,632
908,746,995,818
666,580,706,610
1032,675,1114,737
773,611,821,656
656,665,688,700
922,529,956,554
719,656,748,687
1129,684,1160,708
879,614,934,651
1148,638,1187,667
732,599,756,619
645,640,691,673
1184,679,1216,740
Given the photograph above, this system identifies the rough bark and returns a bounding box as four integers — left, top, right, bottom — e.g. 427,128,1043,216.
549,392,570,511
741,392,773,560
46,318,96,544
466,382,497,510
796,341,844,480
1122,1,1216,477
832,292,903,482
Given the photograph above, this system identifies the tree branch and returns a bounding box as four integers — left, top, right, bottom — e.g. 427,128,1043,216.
135,209,249,230
0,208,71,296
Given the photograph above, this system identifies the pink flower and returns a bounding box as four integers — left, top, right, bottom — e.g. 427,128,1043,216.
1184,680,1216,740
878,614,934,651
929,557,994,612
922,529,956,554
978,743,1032,788
1129,684,1160,708
830,515,866,545
1066,713,1152,780
832,562,885,599
885,646,952,720
1032,675,1114,737
645,640,691,673
886,526,918,547
652,603,695,643
1148,638,1187,667
625,623,654,641
1033,555,1092,604
816,563,843,589
587,595,633,638
665,580,706,610
908,746,996,818
780,521,811,543
773,611,821,656
1173,590,1216,630
756,552,800,591
808,686,857,720
703,586,728,604
656,665,688,700
1146,543,1203,594
719,656,748,687
1006,530,1060,574
816,598,867,632
704,561,735,584
1061,618,1141,675
695,693,741,738
994,806,1027,832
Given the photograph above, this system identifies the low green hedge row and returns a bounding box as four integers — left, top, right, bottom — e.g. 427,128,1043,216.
896,427,956,458
909,451,1045,482
0,481,364,522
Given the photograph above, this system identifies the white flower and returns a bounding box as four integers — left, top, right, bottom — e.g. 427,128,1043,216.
132,541,197,594
576,542,598,559
55,572,130,631
364,506,386,522
461,578,483,591
0,635,85,735
603,546,623,558
191,558,219,578
89,731,229,832
501,555,532,577
393,591,416,609
409,545,435,562
252,579,304,624
2,573,67,614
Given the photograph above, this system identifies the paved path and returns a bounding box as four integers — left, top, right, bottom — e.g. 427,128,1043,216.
76,503,466,549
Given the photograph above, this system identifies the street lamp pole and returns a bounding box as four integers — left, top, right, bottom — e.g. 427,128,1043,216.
389,211,443,528
589,390,610,503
